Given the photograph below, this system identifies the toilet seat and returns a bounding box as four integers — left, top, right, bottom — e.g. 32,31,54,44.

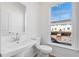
39,45,52,54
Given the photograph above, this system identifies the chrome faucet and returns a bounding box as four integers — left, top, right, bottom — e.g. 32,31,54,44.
9,32,20,42
14,32,20,42
15,33,20,43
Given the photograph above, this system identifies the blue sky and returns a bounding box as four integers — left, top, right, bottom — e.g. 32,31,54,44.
51,2,72,21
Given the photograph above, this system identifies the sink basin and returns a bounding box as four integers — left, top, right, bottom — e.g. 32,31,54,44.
1,36,36,57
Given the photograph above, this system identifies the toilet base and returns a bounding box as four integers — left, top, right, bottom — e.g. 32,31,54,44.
37,51,49,57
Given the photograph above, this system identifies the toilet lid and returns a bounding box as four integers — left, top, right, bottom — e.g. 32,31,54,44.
39,45,52,51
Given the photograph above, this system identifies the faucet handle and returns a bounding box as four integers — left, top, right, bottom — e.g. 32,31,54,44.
16,32,18,35
9,32,11,34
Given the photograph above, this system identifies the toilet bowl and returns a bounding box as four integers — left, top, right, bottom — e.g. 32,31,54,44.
38,45,52,54
31,36,52,57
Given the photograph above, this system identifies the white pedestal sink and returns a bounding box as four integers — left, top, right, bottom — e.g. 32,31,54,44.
1,36,37,57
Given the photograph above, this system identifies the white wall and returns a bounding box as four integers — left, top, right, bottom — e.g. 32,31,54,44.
40,2,79,57
0,3,1,55
40,2,53,44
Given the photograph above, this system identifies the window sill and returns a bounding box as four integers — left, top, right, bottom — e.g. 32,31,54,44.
47,41,79,51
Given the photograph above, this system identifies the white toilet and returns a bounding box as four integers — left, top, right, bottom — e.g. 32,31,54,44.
32,36,52,57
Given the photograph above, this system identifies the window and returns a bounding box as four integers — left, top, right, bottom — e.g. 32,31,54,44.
51,2,72,21
50,2,72,46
